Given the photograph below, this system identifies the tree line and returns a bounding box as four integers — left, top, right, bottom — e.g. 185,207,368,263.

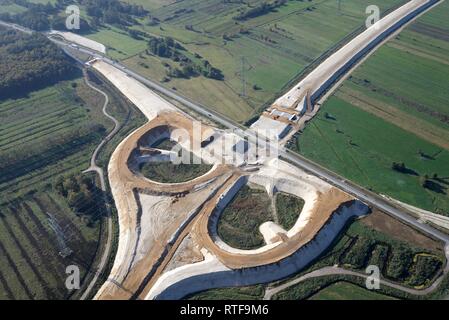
147,36,224,80
234,0,287,21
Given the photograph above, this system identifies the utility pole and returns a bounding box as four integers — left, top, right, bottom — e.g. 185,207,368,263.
337,0,342,14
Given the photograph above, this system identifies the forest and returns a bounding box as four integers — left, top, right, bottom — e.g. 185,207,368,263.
0,27,76,99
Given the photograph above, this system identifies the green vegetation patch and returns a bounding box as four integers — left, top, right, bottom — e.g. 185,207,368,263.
188,284,265,300
140,147,212,183
217,185,274,250
275,192,304,230
310,281,396,300
339,220,444,287
151,138,178,150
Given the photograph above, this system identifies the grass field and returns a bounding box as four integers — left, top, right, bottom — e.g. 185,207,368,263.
309,281,396,300
86,26,148,60
0,77,108,299
297,97,449,214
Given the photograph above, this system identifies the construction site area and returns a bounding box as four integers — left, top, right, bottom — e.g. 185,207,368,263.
89,59,371,300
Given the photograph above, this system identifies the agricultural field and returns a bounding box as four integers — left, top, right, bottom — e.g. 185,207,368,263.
336,1,449,148
0,67,145,299
217,185,274,249
0,191,100,299
86,26,148,60
309,281,396,300
81,0,404,123
296,97,449,214
294,2,449,215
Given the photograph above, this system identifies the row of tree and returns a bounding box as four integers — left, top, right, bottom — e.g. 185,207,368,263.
147,36,223,80
234,0,287,21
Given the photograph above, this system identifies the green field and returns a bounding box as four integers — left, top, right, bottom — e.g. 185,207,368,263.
0,191,101,299
0,78,108,200
297,97,449,214
335,1,449,149
310,281,396,300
